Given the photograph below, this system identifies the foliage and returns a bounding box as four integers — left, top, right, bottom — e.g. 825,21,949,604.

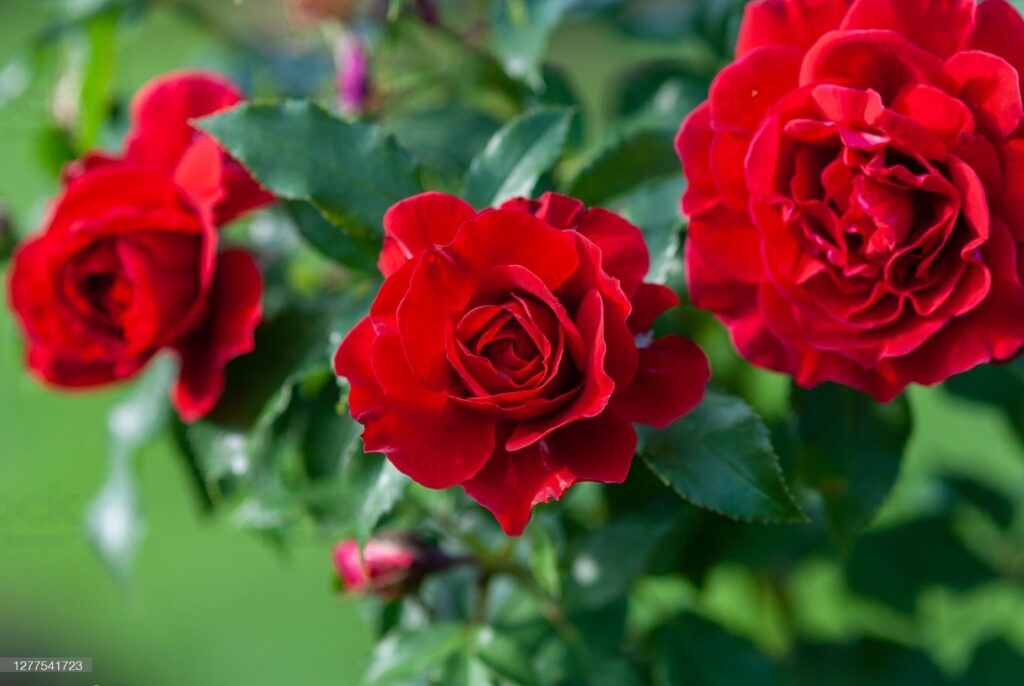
3,1,1024,684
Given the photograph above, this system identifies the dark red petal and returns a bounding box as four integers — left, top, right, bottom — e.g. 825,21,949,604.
611,336,710,428
628,283,680,334
710,45,802,133
462,439,575,536
124,70,243,173
45,164,191,238
334,317,385,421
575,208,649,297
971,0,1024,92
213,159,275,226
507,192,585,230
362,405,497,490
447,209,580,290
736,0,852,56
946,50,1024,138
379,192,477,277
463,413,638,535
548,412,638,484
841,0,975,58
687,206,766,285
676,104,721,217
506,290,616,451
173,249,263,422
800,29,954,101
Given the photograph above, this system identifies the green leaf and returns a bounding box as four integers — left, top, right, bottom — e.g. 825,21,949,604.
441,652,493,686
463,107,573,208
490,0,578,88
789,640,951,686
656,613,785,686
383,104,502,185
528,524,561,599
609,175,685,284
0,203,14,263
793,384,912,547
86,356,175,580
199,101,421,238
364,624,467,686
284,200,379,272
641,390,805,523
76,7,119,150
846,517,994,614
355,455,408,546
567,517,670,608
963,639,1024,686
565,126,680,206
474,626,539,686
615,60,710,125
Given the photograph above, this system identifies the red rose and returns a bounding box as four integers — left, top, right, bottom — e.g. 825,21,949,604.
678,0,1024,401
335,192,710,535
7,73,268,421
65,70,273,224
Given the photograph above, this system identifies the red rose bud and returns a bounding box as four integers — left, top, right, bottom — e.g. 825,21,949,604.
332,535,448,599
334,192,711,536
678,0,1024,401
7,72,270,422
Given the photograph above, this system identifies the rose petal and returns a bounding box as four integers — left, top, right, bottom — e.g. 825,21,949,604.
736,0,852,56
379,192,477,277
462,412,638,535
841,0,975,59
611,336,710,428
946,50,1024,138
710,45,802,133
173,249,262,422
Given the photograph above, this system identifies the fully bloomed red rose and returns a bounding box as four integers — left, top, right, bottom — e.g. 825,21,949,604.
335,192,710,535
679,0,1024,400
7,72,270,421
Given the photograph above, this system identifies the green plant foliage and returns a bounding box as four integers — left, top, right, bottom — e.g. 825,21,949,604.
463,106,574,207
794,385,913,548
199,102,422,241
642,390,805,523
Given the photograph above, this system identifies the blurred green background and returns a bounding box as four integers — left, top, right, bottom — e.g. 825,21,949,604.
0,2,373,684
2,1,1024,684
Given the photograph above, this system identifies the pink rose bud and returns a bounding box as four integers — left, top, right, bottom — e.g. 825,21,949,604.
336,36,371,114
332,535,448,599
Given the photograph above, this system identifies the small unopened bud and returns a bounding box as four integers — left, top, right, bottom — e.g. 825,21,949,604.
336,36,372,114
332,534,453,599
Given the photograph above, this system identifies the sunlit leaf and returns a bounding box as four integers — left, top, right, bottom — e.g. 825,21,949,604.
463,106,573,208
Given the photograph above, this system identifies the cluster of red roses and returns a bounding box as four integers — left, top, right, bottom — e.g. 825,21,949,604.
11,0,1024,539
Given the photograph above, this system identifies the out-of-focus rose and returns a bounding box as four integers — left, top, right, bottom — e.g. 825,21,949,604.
7,72,270,421
679,0,1024,400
